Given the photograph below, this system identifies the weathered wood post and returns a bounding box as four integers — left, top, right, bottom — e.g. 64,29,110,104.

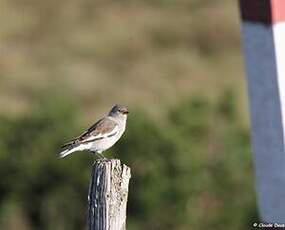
87,159,131,230
239,0,285,223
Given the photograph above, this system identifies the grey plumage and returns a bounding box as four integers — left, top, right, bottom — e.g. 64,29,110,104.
59,105,129,158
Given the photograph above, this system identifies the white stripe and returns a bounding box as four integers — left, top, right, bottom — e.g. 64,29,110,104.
273,22,285,145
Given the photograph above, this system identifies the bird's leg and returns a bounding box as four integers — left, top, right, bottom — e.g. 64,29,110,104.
90,152,101,165
97,152,107,160
91,151,106,161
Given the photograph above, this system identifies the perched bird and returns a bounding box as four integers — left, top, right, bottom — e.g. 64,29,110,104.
59,105,129,158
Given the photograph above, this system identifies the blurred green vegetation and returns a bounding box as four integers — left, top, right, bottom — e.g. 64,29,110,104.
0,0,255,229
0,92,257,230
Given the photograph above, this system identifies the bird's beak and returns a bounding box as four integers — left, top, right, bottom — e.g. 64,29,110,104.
123,110,129,115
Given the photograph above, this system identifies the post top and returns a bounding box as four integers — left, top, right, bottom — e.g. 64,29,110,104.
94,158,131,178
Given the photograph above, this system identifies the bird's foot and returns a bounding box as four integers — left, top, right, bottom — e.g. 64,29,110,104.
91,152,108,165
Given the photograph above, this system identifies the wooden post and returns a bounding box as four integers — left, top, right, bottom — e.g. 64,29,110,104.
87,159,131,230
239,0,285,223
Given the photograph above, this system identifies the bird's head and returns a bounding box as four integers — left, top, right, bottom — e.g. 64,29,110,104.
108,104,129,118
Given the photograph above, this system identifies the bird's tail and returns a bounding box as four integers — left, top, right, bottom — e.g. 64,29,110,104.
59,146,77,158
59,141,80,158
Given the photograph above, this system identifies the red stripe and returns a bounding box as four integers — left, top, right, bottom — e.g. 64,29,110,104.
272,0,285,23
240,0,285,24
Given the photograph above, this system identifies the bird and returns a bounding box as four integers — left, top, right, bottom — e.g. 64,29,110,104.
59,105,129,158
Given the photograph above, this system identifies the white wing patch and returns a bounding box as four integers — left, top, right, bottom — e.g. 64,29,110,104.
83,124,119,142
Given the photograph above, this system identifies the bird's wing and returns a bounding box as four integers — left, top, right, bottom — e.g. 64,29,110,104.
80,117,119,142
61,117,119,148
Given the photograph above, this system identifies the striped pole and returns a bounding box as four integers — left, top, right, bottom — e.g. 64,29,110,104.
239,0,285,223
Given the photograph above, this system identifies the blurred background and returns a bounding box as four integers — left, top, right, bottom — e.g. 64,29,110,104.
0,0,257,229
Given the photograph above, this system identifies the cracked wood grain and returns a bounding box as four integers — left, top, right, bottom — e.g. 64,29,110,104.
87,159,131,230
